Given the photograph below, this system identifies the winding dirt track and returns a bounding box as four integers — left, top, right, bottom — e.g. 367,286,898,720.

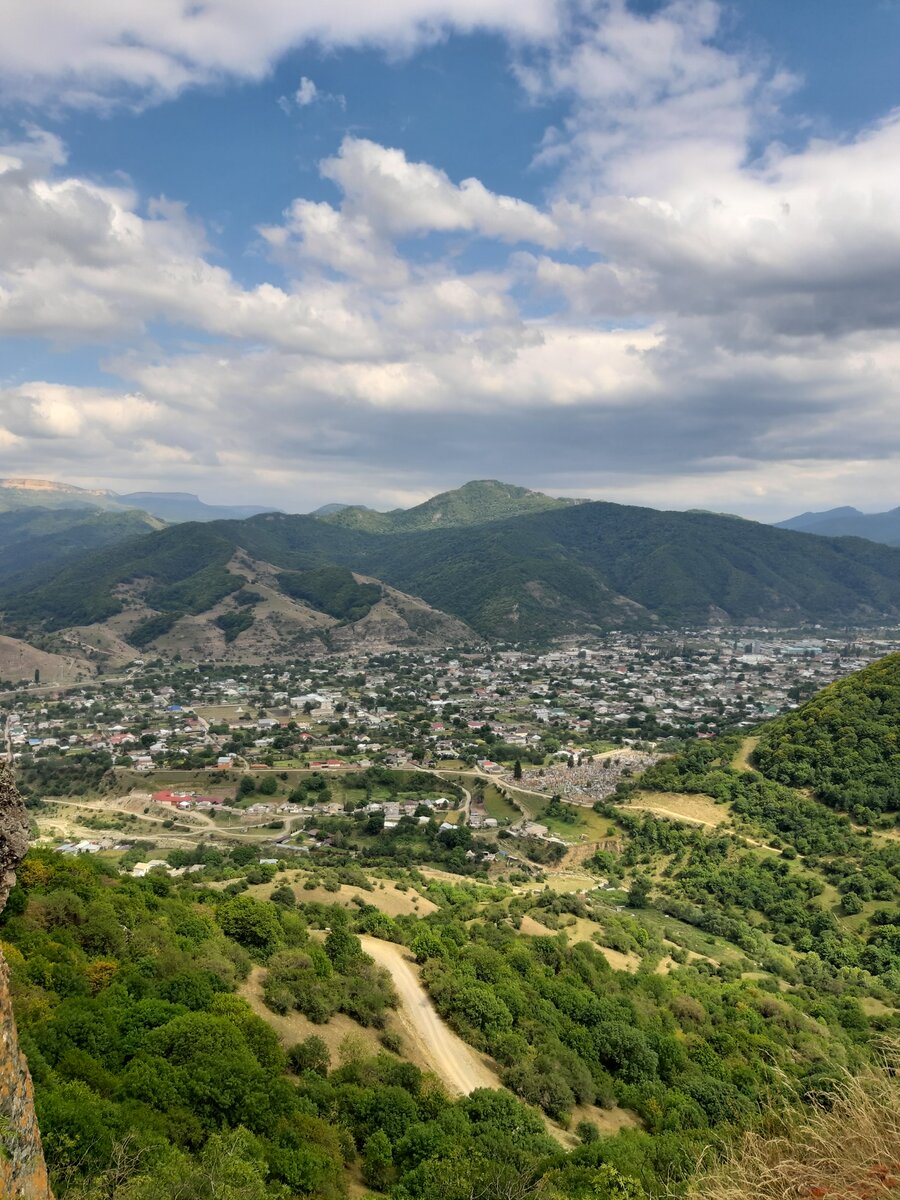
359,936,500,1096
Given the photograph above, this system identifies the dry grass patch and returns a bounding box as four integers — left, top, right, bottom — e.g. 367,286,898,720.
518,914,556,937
690,1045,900,1200
627,791,729,828
732,736,760,773
238,966,385,1060
250,874,438,918
568,1101,641,1137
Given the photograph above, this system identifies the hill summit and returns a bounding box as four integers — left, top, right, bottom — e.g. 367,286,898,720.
776,505,900,547
322,479,582,533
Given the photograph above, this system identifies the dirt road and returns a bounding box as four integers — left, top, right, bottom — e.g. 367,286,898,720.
359,936,500,1096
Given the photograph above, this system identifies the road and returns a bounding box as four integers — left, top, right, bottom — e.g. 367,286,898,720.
359,936,500,1096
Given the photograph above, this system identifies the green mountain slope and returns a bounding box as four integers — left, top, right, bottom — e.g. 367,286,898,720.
356,502,900,638
753,651,900,817
4,499,900,645
322,479,580,532
0,521,249,630
0,507,162,593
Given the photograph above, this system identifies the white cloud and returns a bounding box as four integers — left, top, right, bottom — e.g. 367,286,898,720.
259,137,561,290
295,76,318,106
5,3,900,517
321,137,561,245
0,0,560,108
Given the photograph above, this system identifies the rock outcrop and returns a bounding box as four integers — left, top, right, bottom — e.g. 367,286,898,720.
0,762,53,1199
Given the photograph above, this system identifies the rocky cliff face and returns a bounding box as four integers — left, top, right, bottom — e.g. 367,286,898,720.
0,762,53,1199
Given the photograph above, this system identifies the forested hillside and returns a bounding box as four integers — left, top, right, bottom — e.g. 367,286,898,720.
6,843,894,1200
5,493,900,649
753,651,900,819
0,508,161,594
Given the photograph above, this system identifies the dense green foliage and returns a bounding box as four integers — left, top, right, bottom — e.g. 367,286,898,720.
754,651,900,816
16,750,114,800
416,914,868,1154
262,916,397,1026
3,851,667,1200
130,613,178,648
217,609,256,642
278,567,382,622
7,846,892,1200
628,738,900,982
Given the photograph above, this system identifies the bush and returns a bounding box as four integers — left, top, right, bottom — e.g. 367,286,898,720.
287,1035,330,1076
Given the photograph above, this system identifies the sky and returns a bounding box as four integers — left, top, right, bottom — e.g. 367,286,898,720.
2,1,900,520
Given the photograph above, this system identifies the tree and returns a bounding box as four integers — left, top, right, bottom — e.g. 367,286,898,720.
324,921,362,973
257,774,278,796
513,759,523,781
218,895,283,955
270,884,296,908
238,775,256,797
627,874,652,908
841,892,863,916
366,809,385,835
362,1129,393,1190
288,1035,330,1076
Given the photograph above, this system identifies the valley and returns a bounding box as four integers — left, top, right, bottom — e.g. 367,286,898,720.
1,482,899,1200
5,1,900,1193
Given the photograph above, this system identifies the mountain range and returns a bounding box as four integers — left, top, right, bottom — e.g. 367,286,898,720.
776,505,900,547
2,479,900,667
0,478,277,523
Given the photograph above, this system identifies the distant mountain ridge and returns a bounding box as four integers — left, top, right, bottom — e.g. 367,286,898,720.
0,475,576,530
0,479,277,524
0,478,126,512
776,505,900,547
309,503,369,517
322,479,583,533
3,484,900,663
117,492,278,523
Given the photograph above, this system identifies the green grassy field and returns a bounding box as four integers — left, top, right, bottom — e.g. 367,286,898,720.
480,783,520,823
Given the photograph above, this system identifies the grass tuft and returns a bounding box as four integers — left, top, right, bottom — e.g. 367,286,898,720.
690,1042,900,1200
